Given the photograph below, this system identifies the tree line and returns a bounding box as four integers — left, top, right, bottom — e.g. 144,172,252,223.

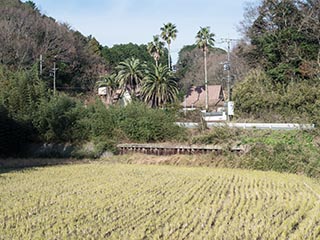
234,0,320,124
1,0,319,157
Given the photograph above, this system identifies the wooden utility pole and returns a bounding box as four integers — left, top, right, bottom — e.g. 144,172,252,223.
52,56,58,96
39,54,43,76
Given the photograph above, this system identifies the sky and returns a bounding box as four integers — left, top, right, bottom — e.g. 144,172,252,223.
24,0,250,63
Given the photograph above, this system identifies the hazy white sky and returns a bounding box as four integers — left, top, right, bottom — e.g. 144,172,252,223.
25,0,250,63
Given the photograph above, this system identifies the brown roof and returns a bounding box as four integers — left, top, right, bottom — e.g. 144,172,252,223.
182,85,224,108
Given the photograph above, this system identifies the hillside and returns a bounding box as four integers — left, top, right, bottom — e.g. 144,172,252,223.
1,163,320,239
0,0,106,91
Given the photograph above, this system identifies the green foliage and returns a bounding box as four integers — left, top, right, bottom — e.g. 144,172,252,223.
141,64,179,108
85,100,119,140
191,127,320,178
0,3,106,92
88,101,186,143
71,140,117,159
147,35,165,66
160,22,178,68
24,0,38,11
192,126,241,145
244,0,319,84
33,95,89,143
116,57,145,96
233,69,320,124
195,27,215,52
0,62,184,155
119,103,184,142
241,134,320,177
233,69,281,118
0,65,48,122
102,43,168,70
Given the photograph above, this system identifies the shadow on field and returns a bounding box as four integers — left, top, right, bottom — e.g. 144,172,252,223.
0,166,39,175
0,158,88,175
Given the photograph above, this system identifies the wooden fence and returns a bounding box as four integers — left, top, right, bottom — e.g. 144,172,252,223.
117,143,245,156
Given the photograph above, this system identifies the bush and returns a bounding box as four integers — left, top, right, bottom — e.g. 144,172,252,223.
192,126,242,145
189,128,320,178
86,100,119,140
88,101,187,143
233,68,320,125
33,94,89,143
0,65,48,123
117,103,184,142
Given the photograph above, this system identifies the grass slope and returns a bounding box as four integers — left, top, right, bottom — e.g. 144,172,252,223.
1,163,320,239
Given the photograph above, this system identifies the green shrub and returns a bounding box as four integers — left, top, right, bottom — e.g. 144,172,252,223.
33,94,89,143
192,127,242,145
233,69,320,125
117,102,185,142
0,65,48,123
86,100,119,140
88,101,187,143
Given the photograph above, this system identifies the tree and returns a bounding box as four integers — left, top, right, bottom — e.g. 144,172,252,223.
240,0,319,84
87,36,102,56
24,0,38,11
116,57,144,97
147,35,165,66
0,1,106,92
175,45,233,94
298,0,320,76
0,64,48,122
234,0,320,124
141,64,178,108
195,26,215,111
101,43,167,70
160,23,178,70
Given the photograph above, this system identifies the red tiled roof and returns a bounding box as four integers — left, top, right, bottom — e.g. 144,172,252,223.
182,85,224,108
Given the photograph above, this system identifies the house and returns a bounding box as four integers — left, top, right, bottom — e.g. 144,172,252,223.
98,87,134,107
182,85,225,110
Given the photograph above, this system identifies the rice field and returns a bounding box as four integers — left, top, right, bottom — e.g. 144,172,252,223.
1,163,320,239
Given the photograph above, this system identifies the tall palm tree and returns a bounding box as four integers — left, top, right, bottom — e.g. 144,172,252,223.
141,64,178,108
160,23,178,70
196,26,215,111
147,35,165,67
116,57,144,97
96,73,118,105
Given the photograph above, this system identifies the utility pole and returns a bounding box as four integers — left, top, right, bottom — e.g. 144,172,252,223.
52,56,58,96
204,49,208,112
221,38,238,121
39,54,43,76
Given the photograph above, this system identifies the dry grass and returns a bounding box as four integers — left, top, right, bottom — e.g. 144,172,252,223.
1,163,320,239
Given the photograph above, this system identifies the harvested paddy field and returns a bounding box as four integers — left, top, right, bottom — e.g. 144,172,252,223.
1,163,320,239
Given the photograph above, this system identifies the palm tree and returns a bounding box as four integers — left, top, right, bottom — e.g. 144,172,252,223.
96,73,118,105
141,64,178,108
116,57,144,97
196,26,215,111
147,35,165,67
160,23,178,70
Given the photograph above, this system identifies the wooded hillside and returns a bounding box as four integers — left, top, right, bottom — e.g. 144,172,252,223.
234,0,320,123
0,0,106,91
